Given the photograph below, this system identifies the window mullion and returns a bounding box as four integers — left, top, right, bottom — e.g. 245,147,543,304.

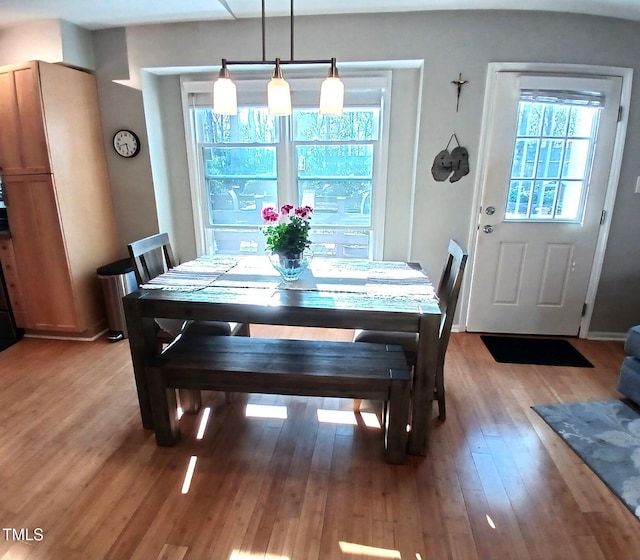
276,116,296,205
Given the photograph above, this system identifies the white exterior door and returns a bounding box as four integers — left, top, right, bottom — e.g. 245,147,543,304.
466,71,623,336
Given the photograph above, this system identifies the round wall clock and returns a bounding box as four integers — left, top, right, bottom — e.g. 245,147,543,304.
112,129,141,158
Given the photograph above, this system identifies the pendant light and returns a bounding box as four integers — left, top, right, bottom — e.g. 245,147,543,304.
213,0,343,117
213,60,237,115
267,58,292,115
320,58,344,116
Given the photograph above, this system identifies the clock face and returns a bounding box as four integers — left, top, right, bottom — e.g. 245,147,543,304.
113,129,140,158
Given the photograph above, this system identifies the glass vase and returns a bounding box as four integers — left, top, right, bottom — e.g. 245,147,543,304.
268,250,312,282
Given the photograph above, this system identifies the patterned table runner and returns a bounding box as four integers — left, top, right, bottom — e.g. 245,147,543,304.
142,256,238,290
142,255,436,302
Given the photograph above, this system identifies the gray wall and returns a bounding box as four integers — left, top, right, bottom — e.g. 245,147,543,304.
1,9,639,336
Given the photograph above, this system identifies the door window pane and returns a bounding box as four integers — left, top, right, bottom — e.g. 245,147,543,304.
505,98,600,222
536,139,564,179
568,106,599,137
511,139,539,178
506,180,533,218
531,180,558,218
516,103,543,136
562,139,590,179
555,181,583,220
542,105,570,137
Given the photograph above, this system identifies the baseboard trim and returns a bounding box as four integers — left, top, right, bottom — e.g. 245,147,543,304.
459,326,628,342
24,328,108,342
585,331,628,341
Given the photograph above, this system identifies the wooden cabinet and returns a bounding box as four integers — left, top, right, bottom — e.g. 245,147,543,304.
0,61,119,337
0,62,50,175
0,237,26,327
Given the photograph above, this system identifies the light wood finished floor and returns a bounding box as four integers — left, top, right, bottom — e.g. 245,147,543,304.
0,326,637,559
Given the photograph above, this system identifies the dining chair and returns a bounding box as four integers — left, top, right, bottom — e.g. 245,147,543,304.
127,232,250,340
128,232,249,408
352,239,468,421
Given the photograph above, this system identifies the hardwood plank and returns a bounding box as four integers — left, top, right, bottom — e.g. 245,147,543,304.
0,541,34,560
155,544,188,560
0,330,637,560
290,468,330,560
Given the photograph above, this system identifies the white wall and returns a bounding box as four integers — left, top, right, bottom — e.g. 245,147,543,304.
140,72,198,262
92,28,159,247
0,20,64,66
0,19,94,69
60,20,95,70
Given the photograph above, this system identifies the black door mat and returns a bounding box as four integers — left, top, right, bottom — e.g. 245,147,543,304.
480,335,593,367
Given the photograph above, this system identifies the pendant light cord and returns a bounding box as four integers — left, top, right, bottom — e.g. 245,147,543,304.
290,0,294,62
261,0,266,61
261,0,295,62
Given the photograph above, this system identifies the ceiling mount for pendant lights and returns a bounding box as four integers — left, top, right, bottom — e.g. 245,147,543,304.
213,0,344,117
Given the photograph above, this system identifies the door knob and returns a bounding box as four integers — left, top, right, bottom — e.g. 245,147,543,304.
483,225,494,234
485,206,496,215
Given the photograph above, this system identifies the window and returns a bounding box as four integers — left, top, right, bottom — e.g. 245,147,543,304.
294,108,378,258
506,89,602,222
195,107,279,254
188,75,388,258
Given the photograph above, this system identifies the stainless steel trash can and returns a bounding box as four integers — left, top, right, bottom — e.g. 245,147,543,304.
97,258,138,341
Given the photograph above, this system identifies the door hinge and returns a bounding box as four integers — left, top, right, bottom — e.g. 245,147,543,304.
618,106,623,122
600,209,606,225
582,303,588,317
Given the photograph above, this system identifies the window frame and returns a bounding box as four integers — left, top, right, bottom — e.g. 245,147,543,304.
182,72,391,259
505,91,602,223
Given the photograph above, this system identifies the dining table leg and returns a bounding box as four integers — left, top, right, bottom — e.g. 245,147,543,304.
123,294,157,430
408,310,441,455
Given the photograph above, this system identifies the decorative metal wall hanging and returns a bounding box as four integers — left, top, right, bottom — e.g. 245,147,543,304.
430,133,470,183
451,73,468,112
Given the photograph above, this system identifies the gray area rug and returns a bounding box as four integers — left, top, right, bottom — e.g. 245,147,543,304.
533,399,640,519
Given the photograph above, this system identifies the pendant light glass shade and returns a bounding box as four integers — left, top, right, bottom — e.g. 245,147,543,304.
320,80,344,116
267,59,292,116
213,61,237,115
320,58,344,116
215,1,340,117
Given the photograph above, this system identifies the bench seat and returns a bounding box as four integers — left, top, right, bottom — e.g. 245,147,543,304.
146,335,412,464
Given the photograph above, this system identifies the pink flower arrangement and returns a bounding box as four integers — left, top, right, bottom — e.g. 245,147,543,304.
261,206,281,223
261,204,313,258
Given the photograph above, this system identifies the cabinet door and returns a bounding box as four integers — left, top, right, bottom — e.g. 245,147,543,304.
3,174,78,331
0,237,27,327
0,62,50,175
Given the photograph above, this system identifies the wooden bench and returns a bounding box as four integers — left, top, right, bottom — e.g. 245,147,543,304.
146,335,412,464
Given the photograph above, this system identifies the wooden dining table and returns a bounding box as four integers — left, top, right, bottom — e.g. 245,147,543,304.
123,255,441,455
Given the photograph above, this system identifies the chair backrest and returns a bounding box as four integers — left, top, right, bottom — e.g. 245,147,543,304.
127,233,176,285
435,239,468,360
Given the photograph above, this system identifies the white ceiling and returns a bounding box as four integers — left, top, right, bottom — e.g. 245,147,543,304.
1,0,640,30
